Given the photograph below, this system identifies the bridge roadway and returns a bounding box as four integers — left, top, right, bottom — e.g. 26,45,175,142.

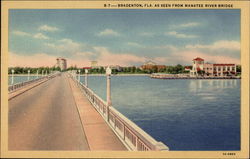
8,73,126,151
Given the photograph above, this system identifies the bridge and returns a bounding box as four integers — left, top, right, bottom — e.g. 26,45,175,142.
8,71,169,151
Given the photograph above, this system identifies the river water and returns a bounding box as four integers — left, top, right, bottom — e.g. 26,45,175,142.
8,75,41,85
80,75,240,151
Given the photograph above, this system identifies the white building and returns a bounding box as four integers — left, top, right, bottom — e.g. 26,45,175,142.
211,64,236,77
190,57,237,77
190,57,204,77
56,57,67,70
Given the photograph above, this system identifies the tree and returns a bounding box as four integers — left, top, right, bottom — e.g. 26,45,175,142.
131,66,136,73
100,67,105,74
112,69,118,74
166,66,174,74
236,65,241,73
136,68,142,73
175,64,184,73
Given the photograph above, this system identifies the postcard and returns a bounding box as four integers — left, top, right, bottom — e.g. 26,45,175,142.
1,0,249,158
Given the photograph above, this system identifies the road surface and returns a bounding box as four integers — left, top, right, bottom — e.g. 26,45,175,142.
9,73,90,150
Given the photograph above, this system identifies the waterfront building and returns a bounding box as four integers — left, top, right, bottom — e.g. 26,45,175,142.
203,63,214,76
140,60,156,70
190,57,237,77
140,60,166,71
190,57,204,77
56,57,67,70
212,64,236,77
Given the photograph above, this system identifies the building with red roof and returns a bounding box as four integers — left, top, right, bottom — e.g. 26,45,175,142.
190,57,236,77
190,57,205,76
193,57,204,61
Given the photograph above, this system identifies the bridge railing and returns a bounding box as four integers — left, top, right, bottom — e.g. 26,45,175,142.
71,74,169,151
8,73,59,92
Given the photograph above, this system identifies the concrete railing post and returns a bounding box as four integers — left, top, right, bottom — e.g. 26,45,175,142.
11,69,14,85
78,69,81,83
106,66,112,121
28,70,30,81
85,69,88,87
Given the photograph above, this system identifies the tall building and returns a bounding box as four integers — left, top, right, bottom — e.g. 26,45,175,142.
56,57,67,70
91,61,98,68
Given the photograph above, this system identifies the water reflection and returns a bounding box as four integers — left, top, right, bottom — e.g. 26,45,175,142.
189,79,238,92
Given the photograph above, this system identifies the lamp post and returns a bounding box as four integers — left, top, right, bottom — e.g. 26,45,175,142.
28,70,30,81
85,69,88,87
106,66,112,120
11,69,14,85
78,69,81,82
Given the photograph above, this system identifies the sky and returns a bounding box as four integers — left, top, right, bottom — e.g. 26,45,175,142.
9,9,240,67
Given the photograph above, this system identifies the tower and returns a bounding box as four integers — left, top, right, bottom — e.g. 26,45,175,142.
190,57,204,77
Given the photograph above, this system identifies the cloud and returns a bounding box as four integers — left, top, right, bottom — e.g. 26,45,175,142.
93,47,146,66
44,38,81,54
12,30,31,36
153,57,168,64
9,47,148,67
9,52,58,67
139,32,154,37
182,51,240,64
185,40,240,51
165,31,198,38
127,42,143,47
9,51,93,68
174,22,200,28
33,33,49,39
97,29,120,36
165,50,240,65
12,30,50,40
38,25,59,32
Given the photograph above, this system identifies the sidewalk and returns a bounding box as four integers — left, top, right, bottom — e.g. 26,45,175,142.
67,76,127,151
